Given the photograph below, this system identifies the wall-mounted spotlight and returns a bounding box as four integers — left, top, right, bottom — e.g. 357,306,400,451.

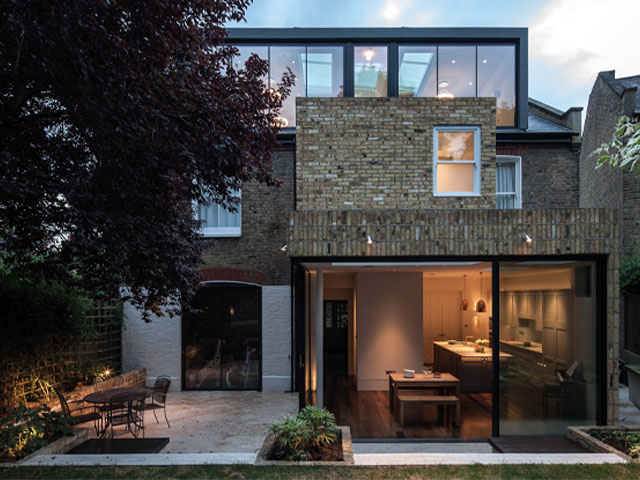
366,235,373,245
522,234,532,243
280,244,288,252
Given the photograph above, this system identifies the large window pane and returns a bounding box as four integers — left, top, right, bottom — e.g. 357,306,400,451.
437,46,476,98
233,45,268,82
398,46,437,97
437,131,475,160
304,46,344,97
478,46,516,126
354,46,387,97
269,46,306,128
499,261,599,435
436,164,475,192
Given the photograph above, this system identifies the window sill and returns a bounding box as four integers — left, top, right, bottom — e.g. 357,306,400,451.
433,192,481,197
201,229,241,238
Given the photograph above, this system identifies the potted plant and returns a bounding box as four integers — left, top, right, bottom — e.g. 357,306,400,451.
475,338,489,352
256,405,353,465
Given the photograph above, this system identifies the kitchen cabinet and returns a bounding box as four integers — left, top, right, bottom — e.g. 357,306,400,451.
541,291,573,368
535,292,543,331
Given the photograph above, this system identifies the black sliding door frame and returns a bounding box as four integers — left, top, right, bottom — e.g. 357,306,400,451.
292,254,609,436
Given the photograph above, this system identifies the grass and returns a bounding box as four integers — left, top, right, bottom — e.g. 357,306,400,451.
1,464,640,480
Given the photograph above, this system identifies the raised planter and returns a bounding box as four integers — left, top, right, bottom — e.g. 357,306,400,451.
255,426,354,466
627,365,640,409
8,428,89,465
567,425,638,462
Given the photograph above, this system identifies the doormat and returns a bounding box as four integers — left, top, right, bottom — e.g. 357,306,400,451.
68,438,170,454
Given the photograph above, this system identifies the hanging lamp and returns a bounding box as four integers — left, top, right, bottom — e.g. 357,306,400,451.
476,272,487,313
460,274,469,311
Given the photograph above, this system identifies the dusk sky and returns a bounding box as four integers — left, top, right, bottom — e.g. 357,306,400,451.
229,0,640,128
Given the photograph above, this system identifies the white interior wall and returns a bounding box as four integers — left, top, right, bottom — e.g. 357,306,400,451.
355,272,423,391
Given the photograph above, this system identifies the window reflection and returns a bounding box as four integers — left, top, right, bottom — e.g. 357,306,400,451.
478,46,516,126
269,46,306,128
398,46,437,97
437,46,476,98
233,46,268,81
354,46,388,97
304,46,344,97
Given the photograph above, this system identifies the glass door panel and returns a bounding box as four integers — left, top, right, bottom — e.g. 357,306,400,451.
498,261,598,435
183,284,261,390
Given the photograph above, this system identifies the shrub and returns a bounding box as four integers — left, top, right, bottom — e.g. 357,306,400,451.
621,251,640,296
0,405,73,461
268,406,339,461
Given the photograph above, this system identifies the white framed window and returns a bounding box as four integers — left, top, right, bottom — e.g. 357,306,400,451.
496,156,522,209
196,190,241,237
433,126,481,197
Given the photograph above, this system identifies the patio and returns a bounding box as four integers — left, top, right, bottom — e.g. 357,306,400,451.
76,390,298,453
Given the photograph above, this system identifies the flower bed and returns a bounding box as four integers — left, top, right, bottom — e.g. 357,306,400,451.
255,406,354,465
568,426,640,462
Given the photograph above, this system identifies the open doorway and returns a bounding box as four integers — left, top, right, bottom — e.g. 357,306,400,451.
304,261,494,439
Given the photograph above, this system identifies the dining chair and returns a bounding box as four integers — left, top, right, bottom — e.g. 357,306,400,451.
107,391,145,438
143,375,171,427
57,391,102,435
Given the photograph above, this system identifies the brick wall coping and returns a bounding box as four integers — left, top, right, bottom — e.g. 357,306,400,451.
200,267,264,286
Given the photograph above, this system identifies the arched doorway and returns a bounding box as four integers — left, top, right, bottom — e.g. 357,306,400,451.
182,283,261,390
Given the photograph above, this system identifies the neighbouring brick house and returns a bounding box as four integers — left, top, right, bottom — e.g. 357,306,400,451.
580,70,640,366
123,28,620,440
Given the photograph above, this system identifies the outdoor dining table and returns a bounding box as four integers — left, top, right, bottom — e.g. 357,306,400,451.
84,387,154,437
388,372,461,413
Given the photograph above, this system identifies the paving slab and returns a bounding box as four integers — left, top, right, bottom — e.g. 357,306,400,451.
19,453,256,466
354,453,626,465
353,442,494,454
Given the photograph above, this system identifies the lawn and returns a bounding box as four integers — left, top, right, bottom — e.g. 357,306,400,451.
1,464,639,480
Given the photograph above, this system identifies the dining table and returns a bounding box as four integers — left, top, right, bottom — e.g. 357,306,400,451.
84,387,154,437
388,372,461,413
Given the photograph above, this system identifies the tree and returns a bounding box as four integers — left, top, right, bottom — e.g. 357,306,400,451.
594,115,640,174
0,1,293,318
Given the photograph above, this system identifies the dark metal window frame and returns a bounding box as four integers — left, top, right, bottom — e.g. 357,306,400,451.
227,27,528,129
291,253,608,438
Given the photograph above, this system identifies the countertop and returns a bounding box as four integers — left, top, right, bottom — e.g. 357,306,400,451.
433,341,512,359
499,340,543,354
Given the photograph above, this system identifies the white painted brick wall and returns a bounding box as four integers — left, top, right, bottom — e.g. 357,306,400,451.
262,286,292,392
122,286,292,393
121,302,182,391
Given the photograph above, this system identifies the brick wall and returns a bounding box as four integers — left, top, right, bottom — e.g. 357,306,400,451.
201,150,294,285
518,144,579,209
289,207,620,423
296,97,497,210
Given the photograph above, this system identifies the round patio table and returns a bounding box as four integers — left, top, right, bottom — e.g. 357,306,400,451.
84,387,154,438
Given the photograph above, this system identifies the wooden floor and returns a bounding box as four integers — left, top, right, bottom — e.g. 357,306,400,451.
324,375,492,439
489,436,588,453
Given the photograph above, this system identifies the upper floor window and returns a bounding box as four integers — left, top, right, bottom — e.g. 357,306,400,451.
496,156,522,209
354,46,388,97
398,45,516,126
197,190,241,237
433,126,481,197
234,45,343,128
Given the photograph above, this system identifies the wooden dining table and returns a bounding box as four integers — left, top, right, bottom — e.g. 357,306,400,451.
388,372,460,413
84,387,154,437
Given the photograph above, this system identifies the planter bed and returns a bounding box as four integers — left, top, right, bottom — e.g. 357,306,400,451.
255,426,354,466
568,426,639,462
0,428,88,466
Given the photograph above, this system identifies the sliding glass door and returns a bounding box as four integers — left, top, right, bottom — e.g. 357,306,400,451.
498,260,599,435
183,284,261,390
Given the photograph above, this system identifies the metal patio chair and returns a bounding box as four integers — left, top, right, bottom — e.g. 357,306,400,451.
141,375,171,427
107,391,145,438
57,391,102,435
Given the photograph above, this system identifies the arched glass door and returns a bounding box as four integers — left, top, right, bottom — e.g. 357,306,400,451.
183,283,261,390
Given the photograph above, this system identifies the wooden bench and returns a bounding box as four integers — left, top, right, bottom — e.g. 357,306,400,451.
396,393,461,427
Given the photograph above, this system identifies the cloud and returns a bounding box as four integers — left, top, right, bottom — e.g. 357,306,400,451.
530,0,640,86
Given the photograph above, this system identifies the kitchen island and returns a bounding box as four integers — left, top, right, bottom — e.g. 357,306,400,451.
433,341,512,393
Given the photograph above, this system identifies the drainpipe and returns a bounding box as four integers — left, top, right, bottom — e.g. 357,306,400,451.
315,267,323,408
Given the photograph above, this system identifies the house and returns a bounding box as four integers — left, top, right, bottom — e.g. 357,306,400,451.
579,70,640,369
122,27,620,439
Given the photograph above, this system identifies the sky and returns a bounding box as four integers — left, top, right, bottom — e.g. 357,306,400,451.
228,0,640,124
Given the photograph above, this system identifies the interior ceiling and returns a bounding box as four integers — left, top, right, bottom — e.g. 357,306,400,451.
300,261,581,278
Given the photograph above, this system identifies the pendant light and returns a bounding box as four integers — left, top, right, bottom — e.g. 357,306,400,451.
476,272,487,313
460,274,469,311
